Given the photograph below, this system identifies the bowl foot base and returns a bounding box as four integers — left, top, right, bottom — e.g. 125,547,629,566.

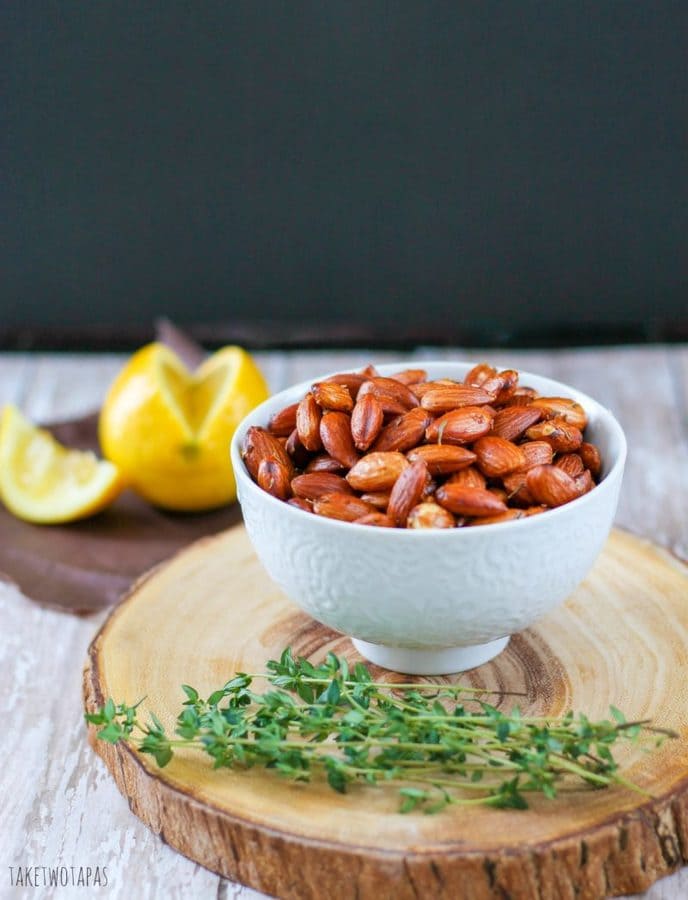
351,636,510,675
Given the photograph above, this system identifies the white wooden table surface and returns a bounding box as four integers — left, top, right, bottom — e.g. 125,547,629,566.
2,346,687,900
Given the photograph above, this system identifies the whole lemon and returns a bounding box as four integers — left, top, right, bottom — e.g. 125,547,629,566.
99,343,269,511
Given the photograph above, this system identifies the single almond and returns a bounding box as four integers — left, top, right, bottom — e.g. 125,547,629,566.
575,468,595,495
313,492,377,522
296,394,323,451
389,368,427,385
328,372,366,399
555,453,585,478
371,407,433,453
502,386,539,406
464,363,496,387
530,397,588,430
358,377,419,413
467,509,525,526
319,411,359,468
360,490,391,510
287,497,313,513
285,428,311,467
409,378,457,399
491,405,543,441
435,484,508,517
242,427,294,480
257,457,292,500
291,472,353,500
351,393,384,451
354,512,396,527
420,384,493,413
346,451,410,491
502,471,535,507
473,436,526,478
406,444,476,476
525,464,582,507
425,407,493,445
360,364,379,378
515,440,554,471
388,460,429,525
445,466,486,489
525,417,583,453
482,369,519,404
580,442,602,478
407,501,456,529
267,402,299,437
311,381,354,412
305,453,346,473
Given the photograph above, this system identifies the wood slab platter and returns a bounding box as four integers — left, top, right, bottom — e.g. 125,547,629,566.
83,527,688,900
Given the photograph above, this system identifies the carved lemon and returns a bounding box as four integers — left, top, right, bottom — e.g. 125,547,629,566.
99,343,269,511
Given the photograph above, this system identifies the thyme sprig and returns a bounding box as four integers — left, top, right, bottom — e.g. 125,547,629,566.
86,648,675,813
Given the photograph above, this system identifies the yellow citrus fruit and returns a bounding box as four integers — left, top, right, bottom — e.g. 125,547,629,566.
99,343,269,511
0,405,123,524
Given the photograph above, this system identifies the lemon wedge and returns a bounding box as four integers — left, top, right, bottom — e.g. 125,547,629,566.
99,343,269,511
0,405,123,524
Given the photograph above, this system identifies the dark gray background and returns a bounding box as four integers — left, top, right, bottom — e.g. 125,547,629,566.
2,2,686,347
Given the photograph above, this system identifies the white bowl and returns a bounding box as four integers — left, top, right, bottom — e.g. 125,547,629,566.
230,362,626,675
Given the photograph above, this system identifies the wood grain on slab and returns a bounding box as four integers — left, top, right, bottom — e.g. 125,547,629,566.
83,525,688,900
2,348,687,899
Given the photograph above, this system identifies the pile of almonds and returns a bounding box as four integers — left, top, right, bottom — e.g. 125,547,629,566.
241,363,603,528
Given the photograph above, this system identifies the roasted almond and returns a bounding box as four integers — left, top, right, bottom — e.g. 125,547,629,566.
473,436,526,478
296,394,323,451
420,384,493,413
353,512,396,527
530,397,587,430
406,444,476,476
257,457,292,500
371,407,433,453
409,379,457,399
525,417,583,453
491,405,543,441
351,393,384,451
555,453,585,478
482,369,519,404
359,490,391,510
435,484,508,517
502,386,539,406
242,427,294,480
425,407,493,445
313,492,377,522
291,472,353,500
445,466,486,489
305,453,346,473
525,465,582,508
287,497,313,513
575,468,595,495
464,363,496,387
515,440,554,471
389,368,427,385
502,472,535,507
346,451,409,491
319,411,359,468
328,372,367,399
467,509,525,526
311,381,354,412
388,460,429,525
267,402,299,436
580,442,602,478
407,501,456,529
358,377,419,413
285,428,311,467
